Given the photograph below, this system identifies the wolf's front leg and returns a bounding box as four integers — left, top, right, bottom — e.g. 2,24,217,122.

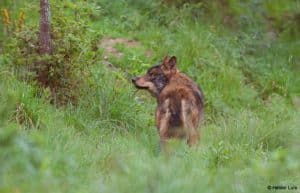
156,102,171,152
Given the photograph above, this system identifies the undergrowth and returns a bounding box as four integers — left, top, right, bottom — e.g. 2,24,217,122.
0,0,299,192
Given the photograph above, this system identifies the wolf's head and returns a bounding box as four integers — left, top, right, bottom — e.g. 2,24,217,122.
132,56,178,96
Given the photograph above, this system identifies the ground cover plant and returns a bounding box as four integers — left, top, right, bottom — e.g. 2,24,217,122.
0,0,299,192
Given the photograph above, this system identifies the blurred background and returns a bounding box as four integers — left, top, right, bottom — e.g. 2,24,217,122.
0,1,299,193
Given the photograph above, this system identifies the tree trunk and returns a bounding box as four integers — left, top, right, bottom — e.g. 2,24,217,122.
39,0,52,54
38,0,52,86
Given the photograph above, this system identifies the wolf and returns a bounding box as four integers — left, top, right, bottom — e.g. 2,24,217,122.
132,56,204,148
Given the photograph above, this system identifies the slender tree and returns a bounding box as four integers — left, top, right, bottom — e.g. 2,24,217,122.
38,0,52,86
39,0,52,55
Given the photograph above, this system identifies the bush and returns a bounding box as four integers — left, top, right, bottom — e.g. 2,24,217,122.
2,0,101,105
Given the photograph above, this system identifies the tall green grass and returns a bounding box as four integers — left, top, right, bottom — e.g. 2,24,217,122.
1,0,299,192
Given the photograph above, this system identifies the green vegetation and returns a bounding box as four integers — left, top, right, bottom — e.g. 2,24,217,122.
1,0,299,192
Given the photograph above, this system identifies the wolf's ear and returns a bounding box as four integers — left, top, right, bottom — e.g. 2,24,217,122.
162,55,177,71
163,56,170,65
169,56,177,68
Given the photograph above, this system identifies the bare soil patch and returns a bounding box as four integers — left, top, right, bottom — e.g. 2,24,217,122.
98,37,152,59
99,37,140,59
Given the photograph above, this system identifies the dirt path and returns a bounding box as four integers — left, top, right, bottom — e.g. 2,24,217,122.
98,37,152,60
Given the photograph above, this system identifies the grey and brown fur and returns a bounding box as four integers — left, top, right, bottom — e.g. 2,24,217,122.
132,56,204,147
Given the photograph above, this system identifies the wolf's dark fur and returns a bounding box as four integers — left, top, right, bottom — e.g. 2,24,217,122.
132,56,204,147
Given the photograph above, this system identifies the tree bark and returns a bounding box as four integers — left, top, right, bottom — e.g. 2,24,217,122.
38,0,52,86
39,0,52,55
